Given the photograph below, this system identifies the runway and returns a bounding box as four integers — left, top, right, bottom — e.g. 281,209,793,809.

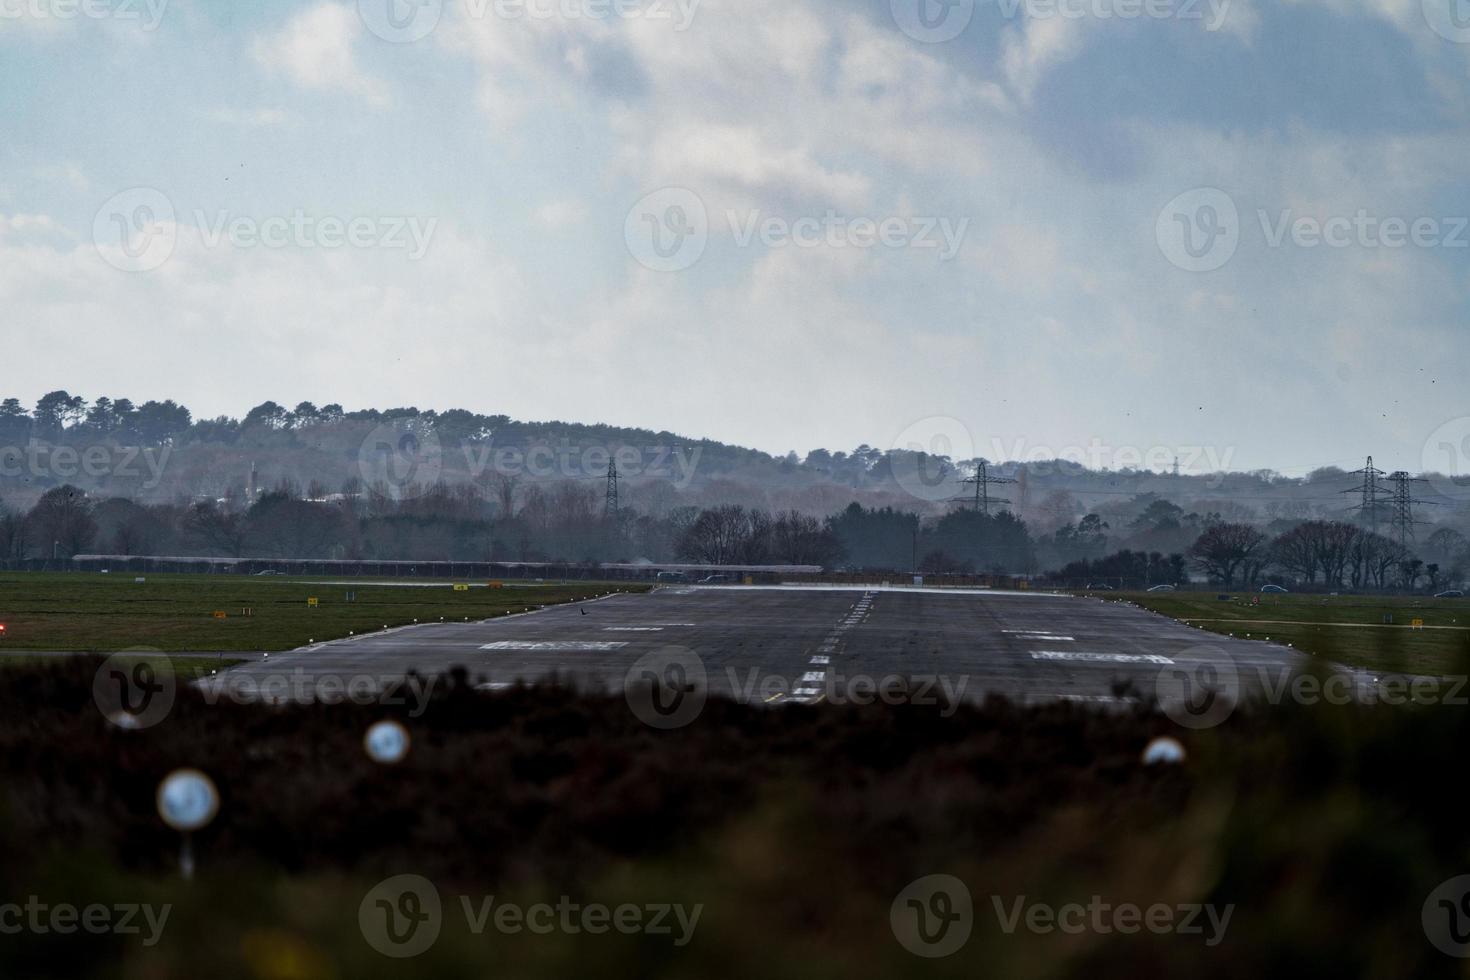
199,585,1306,709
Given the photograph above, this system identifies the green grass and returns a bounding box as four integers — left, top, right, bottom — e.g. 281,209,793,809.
0,653,241,678
1109,589,1470,675
0,572,649,653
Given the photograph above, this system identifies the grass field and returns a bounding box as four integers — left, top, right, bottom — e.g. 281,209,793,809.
1108,590,1470,676
0,573,649,653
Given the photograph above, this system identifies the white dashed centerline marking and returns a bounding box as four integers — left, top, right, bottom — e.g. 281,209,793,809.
481,641,629,652
788,591,877,704
1030,651,1173,665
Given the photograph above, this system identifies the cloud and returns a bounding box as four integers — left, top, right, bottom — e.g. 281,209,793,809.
252,3,388,106
203,107,295,128
534,199,588,228
32,162,89,192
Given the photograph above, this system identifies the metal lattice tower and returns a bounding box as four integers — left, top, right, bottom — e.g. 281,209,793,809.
1342,456,1387,533
958,459,1014,515
604,457,620,518
1386,471,1434,550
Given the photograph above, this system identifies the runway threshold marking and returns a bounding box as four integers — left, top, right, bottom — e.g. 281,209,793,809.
1030,651,1173,665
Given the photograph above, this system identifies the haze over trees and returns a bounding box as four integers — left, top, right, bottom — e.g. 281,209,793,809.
0,392,1465,588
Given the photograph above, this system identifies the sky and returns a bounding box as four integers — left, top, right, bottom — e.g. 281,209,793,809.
1,0,1468,478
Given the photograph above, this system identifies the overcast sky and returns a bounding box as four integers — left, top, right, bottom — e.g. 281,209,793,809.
2,0,1468,476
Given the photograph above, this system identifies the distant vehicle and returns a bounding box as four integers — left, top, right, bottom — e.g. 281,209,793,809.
254,570,284,576
656,571,691,583
1086,584,1115,591
1435,590,1465,598
698,574,734,584
1147,584,1176,593
1261,585,1289,593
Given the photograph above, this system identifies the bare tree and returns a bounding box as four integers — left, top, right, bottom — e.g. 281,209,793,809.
1188,522,1267,588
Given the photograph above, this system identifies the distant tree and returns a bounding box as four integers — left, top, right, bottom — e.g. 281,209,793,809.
677,505,767,565
290,402,321,427
0,399,30,443
25,485,98,557
33,391,85,439
182,501,247,557
132,400,192,444
771,510,844,566
242,401,290,431
1188,522,1267,588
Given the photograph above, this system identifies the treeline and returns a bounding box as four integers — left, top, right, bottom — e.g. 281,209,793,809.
11,391,1458,532
1044,520,1469,593
5,478,1468,592
0,483,1041,574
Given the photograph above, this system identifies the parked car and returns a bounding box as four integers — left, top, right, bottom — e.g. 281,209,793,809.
699,574,734,584
254,570,284,576
1147,585,1176,593
1260,585,1289,593
656,571,691,583
1086,584,1115,591
1435,590,1465,599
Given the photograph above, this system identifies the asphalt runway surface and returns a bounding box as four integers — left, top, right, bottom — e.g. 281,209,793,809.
199,585,1306,710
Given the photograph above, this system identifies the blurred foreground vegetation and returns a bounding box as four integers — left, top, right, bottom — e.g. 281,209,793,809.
0,658,1469,977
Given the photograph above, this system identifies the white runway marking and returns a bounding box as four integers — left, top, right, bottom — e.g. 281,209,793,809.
481,641,629,652
603,627,664,632
1030,651,1173,665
